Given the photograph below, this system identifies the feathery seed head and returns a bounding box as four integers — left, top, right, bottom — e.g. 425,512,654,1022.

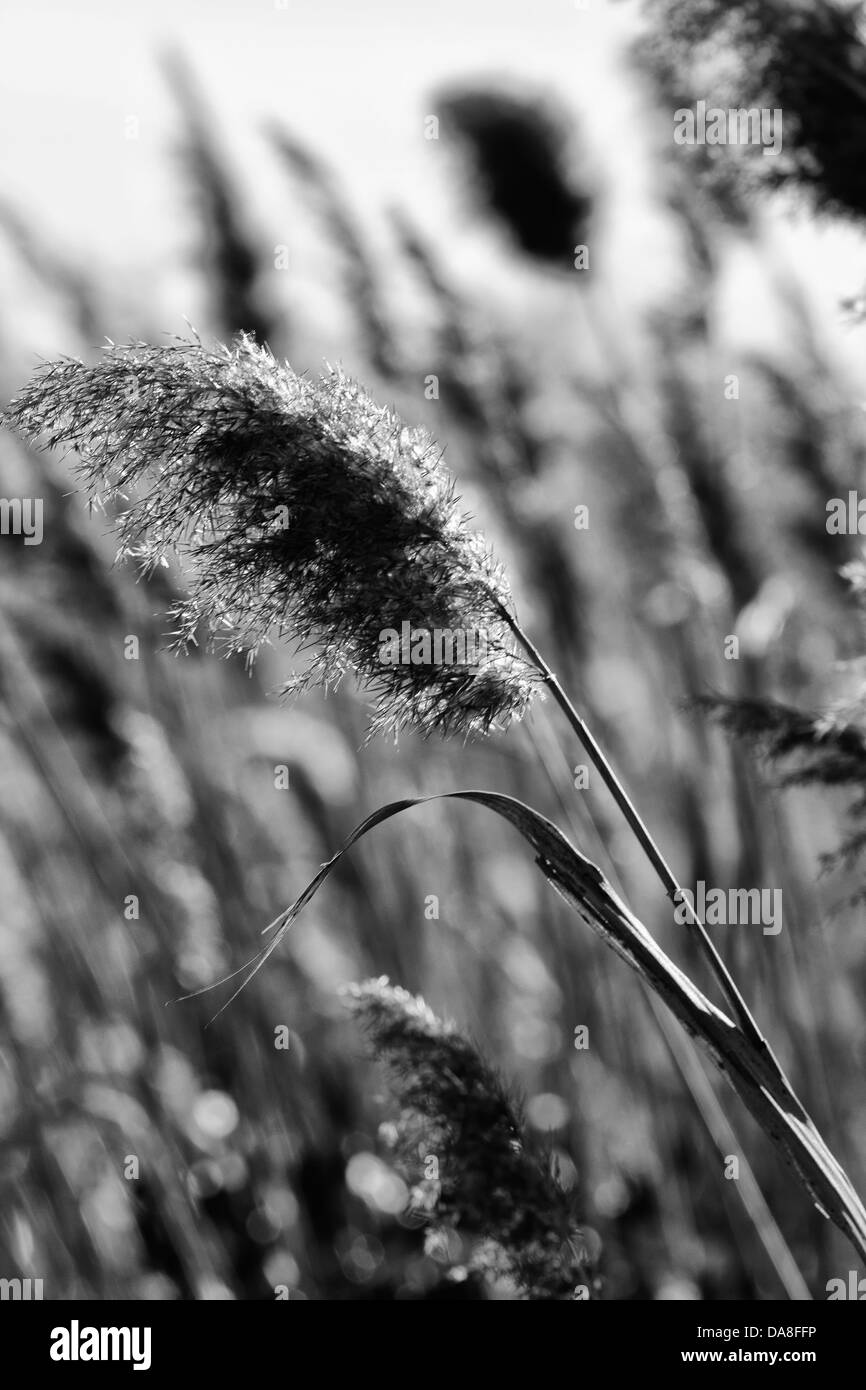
342,977,594,1300
3,334,538,738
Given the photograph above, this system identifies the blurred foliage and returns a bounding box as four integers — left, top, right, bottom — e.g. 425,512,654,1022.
0,5,866,1300
646,0,866,220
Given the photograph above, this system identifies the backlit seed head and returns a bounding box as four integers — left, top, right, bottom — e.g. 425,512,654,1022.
4,334,540,738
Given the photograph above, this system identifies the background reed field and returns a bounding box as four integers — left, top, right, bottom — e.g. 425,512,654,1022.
2,0,866,1300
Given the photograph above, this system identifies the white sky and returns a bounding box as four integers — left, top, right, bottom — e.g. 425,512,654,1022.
0,0,610,260
1,0,865,372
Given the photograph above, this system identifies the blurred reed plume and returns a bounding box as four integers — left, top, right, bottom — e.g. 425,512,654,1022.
698,684,866,898
436,85,593,265
343,977,594,1299
162,50,276,347
3,335,538,738
267,126,396,379
647,0,866,220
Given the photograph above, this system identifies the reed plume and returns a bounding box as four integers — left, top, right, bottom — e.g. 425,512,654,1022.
3,334,538,739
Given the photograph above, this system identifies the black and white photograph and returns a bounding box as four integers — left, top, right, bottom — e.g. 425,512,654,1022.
0,0,865,1353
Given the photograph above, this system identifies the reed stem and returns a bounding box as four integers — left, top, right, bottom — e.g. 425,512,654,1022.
499,602,807,1113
